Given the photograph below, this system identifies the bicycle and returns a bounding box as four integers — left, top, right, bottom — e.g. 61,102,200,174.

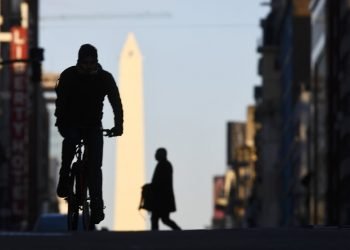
65,128,116,231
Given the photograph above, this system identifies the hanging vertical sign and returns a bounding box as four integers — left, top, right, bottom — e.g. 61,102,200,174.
9,26,29,229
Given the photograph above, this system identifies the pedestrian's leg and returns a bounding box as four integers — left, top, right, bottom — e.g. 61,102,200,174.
151,212,160,230
86,128,104,224
161,213,181,230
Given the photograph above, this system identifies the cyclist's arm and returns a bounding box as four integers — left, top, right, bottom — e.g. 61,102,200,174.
106,73,124,131
54,71,70,127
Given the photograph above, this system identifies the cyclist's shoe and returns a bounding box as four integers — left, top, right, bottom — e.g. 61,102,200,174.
91,199,105,224
56,174,69,198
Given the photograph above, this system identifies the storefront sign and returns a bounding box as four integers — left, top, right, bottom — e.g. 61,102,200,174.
8,26,29,228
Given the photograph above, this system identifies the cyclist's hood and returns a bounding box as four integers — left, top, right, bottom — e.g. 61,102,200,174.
77,44,98,63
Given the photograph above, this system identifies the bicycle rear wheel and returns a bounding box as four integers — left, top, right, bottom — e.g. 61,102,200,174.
67,194,79,231
67,171,79,231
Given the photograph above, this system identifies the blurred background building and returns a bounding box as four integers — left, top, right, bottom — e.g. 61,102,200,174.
212,107,257,228
0,0,56,231
212,0,350,228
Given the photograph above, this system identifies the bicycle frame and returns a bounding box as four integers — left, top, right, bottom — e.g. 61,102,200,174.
65,128,115,231
66,141,94,231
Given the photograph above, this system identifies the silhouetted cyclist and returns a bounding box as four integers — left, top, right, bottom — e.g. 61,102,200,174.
55,44,123,225
151,148,181,230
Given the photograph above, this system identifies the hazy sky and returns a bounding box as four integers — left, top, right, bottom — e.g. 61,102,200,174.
40,0,269,230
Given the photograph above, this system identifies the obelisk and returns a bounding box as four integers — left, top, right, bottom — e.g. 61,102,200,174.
114,33,145,230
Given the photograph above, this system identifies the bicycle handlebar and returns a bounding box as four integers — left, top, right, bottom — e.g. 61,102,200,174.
102,128,121,137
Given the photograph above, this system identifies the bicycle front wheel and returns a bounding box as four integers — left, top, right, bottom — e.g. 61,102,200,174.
82,200,95,230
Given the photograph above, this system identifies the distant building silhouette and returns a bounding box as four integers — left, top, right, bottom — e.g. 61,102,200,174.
213,107,257,229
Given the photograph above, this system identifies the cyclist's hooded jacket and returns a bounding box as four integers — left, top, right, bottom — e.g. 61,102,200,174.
54,64,123,128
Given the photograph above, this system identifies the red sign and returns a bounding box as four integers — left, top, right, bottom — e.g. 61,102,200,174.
9,26,29,229
10,27,28,66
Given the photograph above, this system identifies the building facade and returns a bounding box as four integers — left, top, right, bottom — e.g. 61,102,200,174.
278,0,311,226
0,0,52,231
253,0,312,227
252,0,350,227
254,0,284,227
312,0,350,225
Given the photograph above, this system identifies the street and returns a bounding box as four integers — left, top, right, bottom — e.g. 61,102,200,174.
1,227,350,250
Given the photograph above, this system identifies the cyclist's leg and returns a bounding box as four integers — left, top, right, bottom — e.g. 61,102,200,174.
85,127,104,223
57,127,81,197
60,128,81,173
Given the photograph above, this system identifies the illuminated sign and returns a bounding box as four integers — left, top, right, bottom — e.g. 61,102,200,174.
9,26,29,228
10,27,28,70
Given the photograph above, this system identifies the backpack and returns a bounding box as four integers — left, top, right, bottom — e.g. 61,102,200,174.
139,183,154,212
